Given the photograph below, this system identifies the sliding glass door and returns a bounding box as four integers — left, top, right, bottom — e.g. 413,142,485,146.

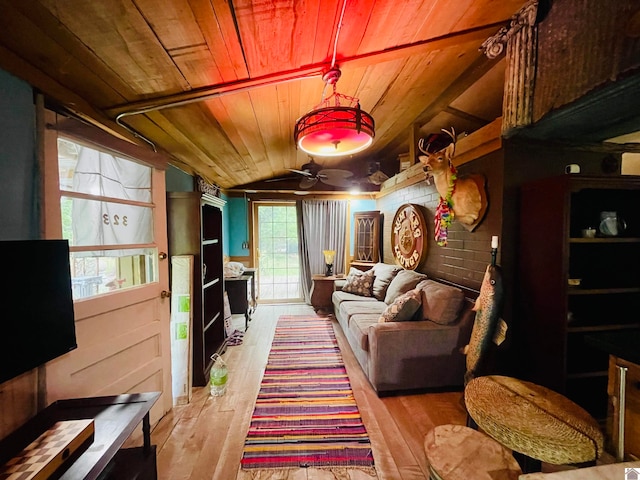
254,202,302,302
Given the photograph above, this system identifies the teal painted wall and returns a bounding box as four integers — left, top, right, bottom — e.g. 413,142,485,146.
165,165,194,192
349,199,377,256
221,192,230,258
227,196,249,257
0,69,38,240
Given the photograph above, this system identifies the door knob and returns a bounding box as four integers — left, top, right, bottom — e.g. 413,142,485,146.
161,290,171,298
159,252,168,260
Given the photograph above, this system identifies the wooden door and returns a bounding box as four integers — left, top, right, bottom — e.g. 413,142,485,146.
45,167,171,426
42,114,172,427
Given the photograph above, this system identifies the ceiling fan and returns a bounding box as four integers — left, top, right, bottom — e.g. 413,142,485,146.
268,159,356,189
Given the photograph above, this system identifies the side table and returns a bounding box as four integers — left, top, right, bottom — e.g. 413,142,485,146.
0,392,160,480
243,268,257,309
310,275,336,314
225,275,252,329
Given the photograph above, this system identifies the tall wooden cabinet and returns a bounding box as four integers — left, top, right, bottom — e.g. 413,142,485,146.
167,192,226,386
351,211,381,270
519,174,640,420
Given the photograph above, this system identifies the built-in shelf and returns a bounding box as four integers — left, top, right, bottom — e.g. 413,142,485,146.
567,371,608,380
568,323,640,333
519,173,640,421
568,287,640,295
569,237,640,243
167,191,226,387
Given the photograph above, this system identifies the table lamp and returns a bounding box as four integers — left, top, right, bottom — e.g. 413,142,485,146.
323,250,336,276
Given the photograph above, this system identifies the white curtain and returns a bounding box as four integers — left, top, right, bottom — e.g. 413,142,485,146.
299,199,348,303
71,147,153,254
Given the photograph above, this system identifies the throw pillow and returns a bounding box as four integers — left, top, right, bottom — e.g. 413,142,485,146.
371,263,402,301
418,280,465,325
379,288,422,322
384,269,428,304
341,269,375,297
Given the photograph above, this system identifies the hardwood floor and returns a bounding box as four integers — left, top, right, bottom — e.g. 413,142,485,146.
150,304,468,480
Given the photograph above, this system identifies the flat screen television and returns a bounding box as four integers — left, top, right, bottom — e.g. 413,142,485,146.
0,239,77,384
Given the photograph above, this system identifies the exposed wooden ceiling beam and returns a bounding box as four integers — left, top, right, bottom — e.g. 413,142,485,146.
104,22,506,119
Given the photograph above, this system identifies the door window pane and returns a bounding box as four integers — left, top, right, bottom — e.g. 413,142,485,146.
57,138,157,299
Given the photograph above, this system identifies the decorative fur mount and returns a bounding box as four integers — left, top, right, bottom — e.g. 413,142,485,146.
418,129,488,235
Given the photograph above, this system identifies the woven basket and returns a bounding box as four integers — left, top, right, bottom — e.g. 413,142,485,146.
464,375,603,465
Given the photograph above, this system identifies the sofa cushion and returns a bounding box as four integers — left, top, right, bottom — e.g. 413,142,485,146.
371,263,402,301
332,290,379,304
349,315,379,351
379,288,422,322
341,267,375,296
418,280,465,325
384,269,428,304
340,301,387,323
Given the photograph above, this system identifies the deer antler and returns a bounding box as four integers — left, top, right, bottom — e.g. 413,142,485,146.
441,128,456,157
418,128,457,156
418,137,430,155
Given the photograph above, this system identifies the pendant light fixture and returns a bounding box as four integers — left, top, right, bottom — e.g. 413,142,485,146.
293,0,375,157
294,68,375,157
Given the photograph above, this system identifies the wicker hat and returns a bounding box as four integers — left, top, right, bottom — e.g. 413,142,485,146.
464,375,603,465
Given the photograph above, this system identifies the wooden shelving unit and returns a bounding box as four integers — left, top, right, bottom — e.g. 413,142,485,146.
167,192,226,386
518,174,640,420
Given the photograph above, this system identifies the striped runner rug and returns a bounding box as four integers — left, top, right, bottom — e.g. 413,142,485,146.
241,314,375,472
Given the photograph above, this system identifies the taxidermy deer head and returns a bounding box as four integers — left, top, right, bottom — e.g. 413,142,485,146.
418,128,488,241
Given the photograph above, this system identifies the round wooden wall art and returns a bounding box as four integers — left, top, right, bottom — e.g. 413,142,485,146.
391,203,428,270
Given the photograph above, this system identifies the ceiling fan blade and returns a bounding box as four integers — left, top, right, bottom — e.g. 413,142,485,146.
288,168,314,177
265,176,299,183
368,170,389,185
318,169,355,187
300,177,319,189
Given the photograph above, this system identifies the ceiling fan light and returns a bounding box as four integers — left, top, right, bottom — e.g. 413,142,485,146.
294,106,375,157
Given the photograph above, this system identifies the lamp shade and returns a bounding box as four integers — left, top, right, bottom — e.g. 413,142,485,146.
294,106,375,157
323,250,336,264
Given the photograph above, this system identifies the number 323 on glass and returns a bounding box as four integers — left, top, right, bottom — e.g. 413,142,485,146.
102,214,128,226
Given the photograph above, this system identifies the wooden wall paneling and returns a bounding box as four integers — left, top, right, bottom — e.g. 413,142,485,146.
332,63,366,106
286,3,321,71
0,2,129,106
135,0,206,47
167,45,224,90
333,0,377,60
354,0,404,54
376,42,497,155
233,0,323,78
249,84,286,177
218,91,273,177
450,60,506,122
131,107,234,186
0,373,38,441
415,0,478,39
279,79,302,171
364,53,437,148
39,0,189,95
357,58,406,114
192,0,249,81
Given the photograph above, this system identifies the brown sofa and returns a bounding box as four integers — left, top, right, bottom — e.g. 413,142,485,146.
332,263,477,394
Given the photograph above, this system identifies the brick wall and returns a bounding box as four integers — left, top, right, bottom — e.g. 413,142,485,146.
377,150,504,291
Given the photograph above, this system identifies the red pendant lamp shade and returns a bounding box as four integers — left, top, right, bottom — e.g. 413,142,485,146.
294,68,375,157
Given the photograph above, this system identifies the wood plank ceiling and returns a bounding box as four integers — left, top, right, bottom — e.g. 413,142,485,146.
0,0,526,192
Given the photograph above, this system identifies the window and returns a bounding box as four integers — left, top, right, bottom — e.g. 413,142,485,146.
256,203,301,301
57,137,158,299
